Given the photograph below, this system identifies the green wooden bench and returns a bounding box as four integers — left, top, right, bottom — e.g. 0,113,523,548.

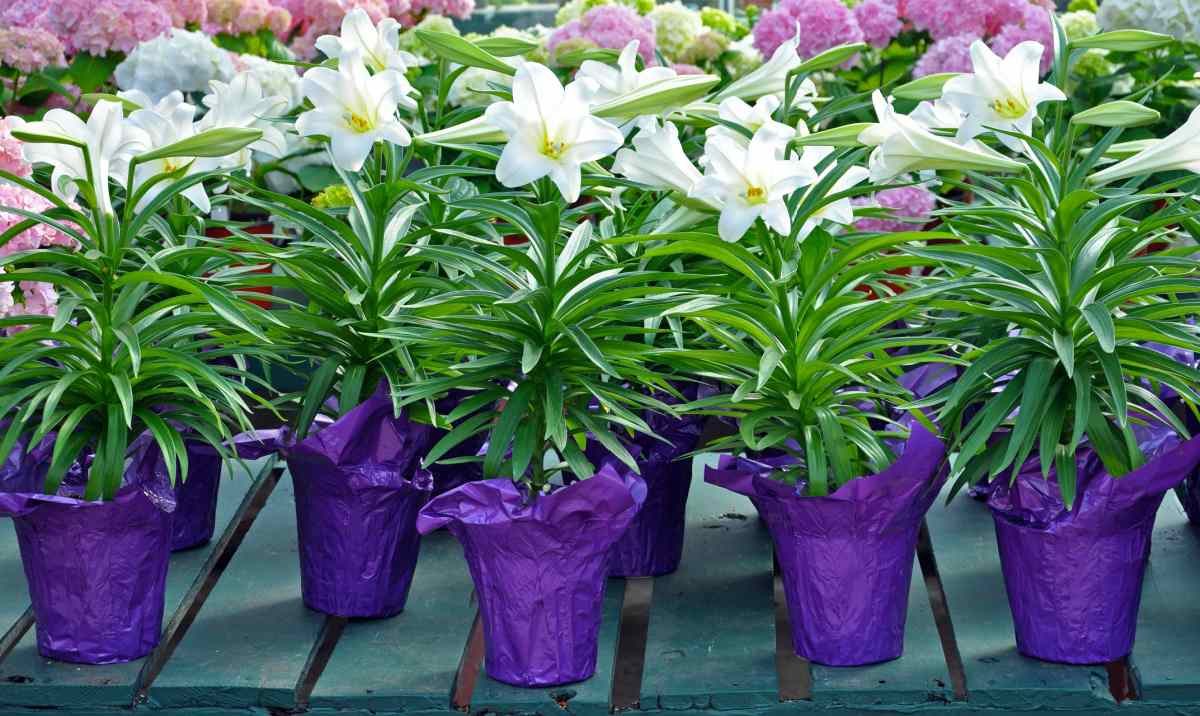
0,454,1198,716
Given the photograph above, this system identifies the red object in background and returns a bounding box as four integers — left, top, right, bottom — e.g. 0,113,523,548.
204,223,274,309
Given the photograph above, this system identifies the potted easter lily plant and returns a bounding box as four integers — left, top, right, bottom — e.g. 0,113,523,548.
0,99,275,664
216,17,453,619
605,43,974,661
110,79,291,552
863,27,1200,663
378,55,716,686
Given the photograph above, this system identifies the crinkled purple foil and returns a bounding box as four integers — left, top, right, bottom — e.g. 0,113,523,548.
0,434,174,664
988,427,1200,664
417,465,645,686
705,425,946,666
286,387,436,618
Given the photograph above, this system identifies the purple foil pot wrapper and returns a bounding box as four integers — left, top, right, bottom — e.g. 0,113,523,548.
166,442,224,551
988,428,1200,664
588,414,705,577
287,388,436,618
705,425,946,666
417,465,646,687
0,435,175,664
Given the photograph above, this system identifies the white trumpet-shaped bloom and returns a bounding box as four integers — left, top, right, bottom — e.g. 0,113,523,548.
860,91,1023,182
795,145,871,238
910,99,965,131
126,91,211,212
714,23,804,102
705,95,795,149
1089,104,1200,184
942,40,1066,152
484,62,624,203
19,100,149,215
612,121,704,197
197,73,290,171
314,8,417,73
295,48,417,171
690,128,818,242
576,41,676,104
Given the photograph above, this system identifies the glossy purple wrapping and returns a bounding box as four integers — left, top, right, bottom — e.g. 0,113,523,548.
417,465,646,687
287,389,436,618
0,437,174,664
166,442,223,551
988,429,1200,664
705,425,946,666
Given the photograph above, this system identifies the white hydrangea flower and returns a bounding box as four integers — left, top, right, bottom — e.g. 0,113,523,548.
647,2,703,62
114,29,235,103
1097,0,1200,43
231,54,303,110
1058,10,1099,41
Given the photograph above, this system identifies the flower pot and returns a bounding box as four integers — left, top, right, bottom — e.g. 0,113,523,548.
286,387,436,618
705,425,946,666
988,429,1200,664
204,224,274,309
168,442,224,551
0,437,175,664
604,453,693,577
417,466,645,687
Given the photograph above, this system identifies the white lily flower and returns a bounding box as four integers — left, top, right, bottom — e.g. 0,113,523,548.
705,95,795,149
795,145,870,238
1089,104,1200,184
484,62,623,202
197,73,290,172
577,41,676,104
314,8,418,74
690,128,818,242
612,121,704,198
910,99,965,131
295,48,416,172
126,91,211,212
942,40,1066,152
714,23,803,102
859,91,1023,182
18,100,149,215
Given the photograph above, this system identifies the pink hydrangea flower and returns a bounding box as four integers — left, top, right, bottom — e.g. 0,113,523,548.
988,3,1053,74
549,5,656,64
853,185,937,233
0,185,80,256
752,0,863,62
0,27,66,73
671,62,704,75
913,32,978,77
0,274,13,318
904,0,990,40
400,0,474,24
288,0,390,58
854,0,902,49
0,118,32,179
22,0,174,56
204,0,293,37
17,281,58,317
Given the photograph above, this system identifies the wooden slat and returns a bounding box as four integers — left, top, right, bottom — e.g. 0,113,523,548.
916,518,969,701
306,529,478,712
133,459,283,704
639,456,779,711
924,490,1113,711
609,576,653,711
144,469,324,710
293,615,347,707
0,460,258,709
